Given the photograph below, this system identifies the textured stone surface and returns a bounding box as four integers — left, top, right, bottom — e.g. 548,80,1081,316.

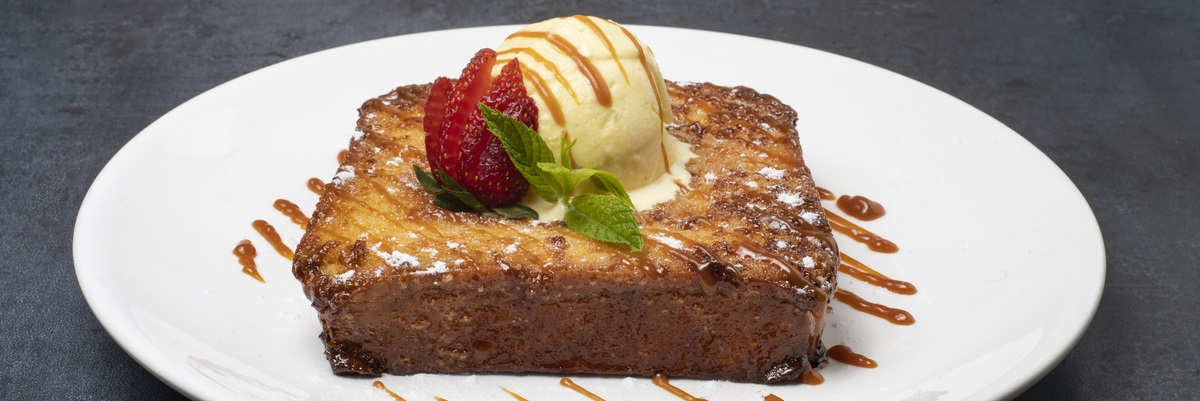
1,0,1196,399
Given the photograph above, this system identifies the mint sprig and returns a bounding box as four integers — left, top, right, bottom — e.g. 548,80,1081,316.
480,104,560,203
481,103,643,251
412,164,538,218
566,194,644,252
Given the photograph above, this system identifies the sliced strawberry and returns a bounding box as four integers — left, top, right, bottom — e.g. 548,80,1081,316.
435,48,496,181
453,59,537,206
421,51,539,208
422,77,452,172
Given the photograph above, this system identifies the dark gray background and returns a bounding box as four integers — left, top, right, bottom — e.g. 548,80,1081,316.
2,0,1197,399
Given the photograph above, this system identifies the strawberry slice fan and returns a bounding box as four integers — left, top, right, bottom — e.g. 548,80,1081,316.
423,48,539,207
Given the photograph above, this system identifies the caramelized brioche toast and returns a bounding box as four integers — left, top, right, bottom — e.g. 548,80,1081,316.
292,82,838,383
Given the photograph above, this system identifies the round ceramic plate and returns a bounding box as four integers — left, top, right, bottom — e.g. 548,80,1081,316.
74,25,1104,401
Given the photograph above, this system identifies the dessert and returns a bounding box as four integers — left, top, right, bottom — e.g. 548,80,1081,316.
292,16,838,384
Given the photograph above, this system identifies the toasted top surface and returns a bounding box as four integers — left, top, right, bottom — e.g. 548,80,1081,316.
293,81,837,309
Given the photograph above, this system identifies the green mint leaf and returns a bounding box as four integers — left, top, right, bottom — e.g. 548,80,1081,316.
586,169,633,207
492,204,539,219
480,103,560,202
559,135,577,169
412,165,444,192
433,193,473,212
435,170,489,213
539,162,592,197
565,194,643,252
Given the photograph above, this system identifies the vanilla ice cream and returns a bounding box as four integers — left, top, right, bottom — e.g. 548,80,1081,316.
493,16,693,199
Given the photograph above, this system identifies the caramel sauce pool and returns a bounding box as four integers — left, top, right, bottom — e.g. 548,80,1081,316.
251,220,293,260
836,194,886,221
371,380,406,401
652,374,707,401
764,395,785,401
232,239,263,283
828,345,878,368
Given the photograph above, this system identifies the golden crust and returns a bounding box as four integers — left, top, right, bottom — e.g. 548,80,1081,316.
292,82,838,383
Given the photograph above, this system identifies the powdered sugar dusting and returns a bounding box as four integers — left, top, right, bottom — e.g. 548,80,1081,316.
650,234,684,250
800,211,819,224
377,250,418,267
334,269,355,282
412,261,448,275
777,193,802,206
332,165,355,185
802,256,815,268
758,167,785,179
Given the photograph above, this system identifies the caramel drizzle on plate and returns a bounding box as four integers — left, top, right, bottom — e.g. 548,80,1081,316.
652,374,708,401
828,344,878,368
835,289,915,325
251,219,293,260
559,378,605,400
273,198,308,228
801,368,825,385
839,252,916,295
836,194,886,221
372,380,407,401
307,177,325,195
764,395,785,401
500,387,529,401
232,239,263,283
824,209,898,253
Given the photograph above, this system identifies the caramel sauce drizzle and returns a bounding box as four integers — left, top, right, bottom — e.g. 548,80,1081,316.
372,380,407,401
828,344,878,368
434,398,449,401
498,47,580,103
251,219,293,260
824,209,899,253
652,374,708,401
573,15,628,82
500,387,529,401
273,199,308,228
515,65,566,125
687,218,827,305
835,289,915,325
836,194,886,221
615,22,671,172
307,177,325,195
815,186,835,201
764,395,785,401
337,149,349,164
508,31,611,107
232,239,263,283
800,369,825,385
839,253,916,295
641,228,738,295
559,378,605,401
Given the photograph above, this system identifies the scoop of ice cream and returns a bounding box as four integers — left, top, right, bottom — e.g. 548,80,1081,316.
493,16,678,189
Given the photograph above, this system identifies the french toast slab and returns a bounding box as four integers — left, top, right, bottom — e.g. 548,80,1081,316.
292,81,838,383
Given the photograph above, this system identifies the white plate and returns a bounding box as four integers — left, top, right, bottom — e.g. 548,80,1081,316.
74,25,1104,401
